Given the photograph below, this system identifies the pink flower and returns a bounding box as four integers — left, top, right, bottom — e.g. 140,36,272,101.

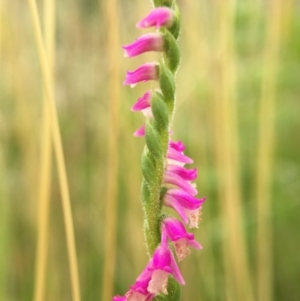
131,91,154,137
162,218,202,261
166,164,197,181
123,63,159,88
163,171,197,196
131,91,152,111
136,7,173,29
112,266,154,301
123,34,164,58
163,188,205,227
147,236,185,294
167,141,193,164
169,140,185,152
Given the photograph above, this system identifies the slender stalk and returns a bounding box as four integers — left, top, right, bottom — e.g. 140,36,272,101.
100,0,120,300
213,1,253,300
26,1,81,301
0,137,9,301
33,0,55,300
256,1,282,301
0,15,9,289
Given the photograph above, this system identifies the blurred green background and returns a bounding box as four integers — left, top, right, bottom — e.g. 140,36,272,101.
1,0,299,300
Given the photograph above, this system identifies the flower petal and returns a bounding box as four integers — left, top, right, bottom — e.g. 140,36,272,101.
136,7,173,29
167,147,193,164
123,63,159,87
167,165,197,181
123,33,164,57
134,125,145,137
163,172,197,195
131,91,152,111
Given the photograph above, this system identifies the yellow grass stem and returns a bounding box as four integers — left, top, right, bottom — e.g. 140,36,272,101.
0,8,8,287
33,0,55,300
212,1,254,300
26,1,81,301
256,1,283,301
100,0,120,300
0,135,9,301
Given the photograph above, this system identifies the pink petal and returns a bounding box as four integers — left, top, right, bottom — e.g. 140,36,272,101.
165,189,205,210
162,218,202,260
131,91,151,111
167,147,193,164
169,251,185,285
163,194,189,224
123,33,164,57
167,165,197,181
148,243,184,285
136,7,173,29
123,63,158,87
163,172,197,195
134,125,145,137
169,140,185,152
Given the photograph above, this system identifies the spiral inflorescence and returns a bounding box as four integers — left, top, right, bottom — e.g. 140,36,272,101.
114,1,205,300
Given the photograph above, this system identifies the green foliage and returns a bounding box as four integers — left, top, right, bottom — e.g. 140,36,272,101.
163,29,181,73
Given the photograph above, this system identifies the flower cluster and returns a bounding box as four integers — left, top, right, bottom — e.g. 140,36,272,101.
113,4,205,301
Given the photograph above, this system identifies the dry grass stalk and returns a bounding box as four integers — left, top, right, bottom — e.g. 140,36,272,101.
27,0,81,300
100,0,120,300
33,0,55,300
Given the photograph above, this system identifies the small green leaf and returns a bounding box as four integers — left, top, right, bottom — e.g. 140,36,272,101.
141,148,156,185
151,92,170,131
169,2,181,39
145,120,163,159
163,29,180,73
159,63,175,109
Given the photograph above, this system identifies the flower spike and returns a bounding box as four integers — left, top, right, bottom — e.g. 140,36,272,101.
116,0,205,299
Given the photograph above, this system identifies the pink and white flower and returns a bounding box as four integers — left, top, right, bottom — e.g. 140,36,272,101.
147,233,185,294
162,218,202,261
163,188,205,227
